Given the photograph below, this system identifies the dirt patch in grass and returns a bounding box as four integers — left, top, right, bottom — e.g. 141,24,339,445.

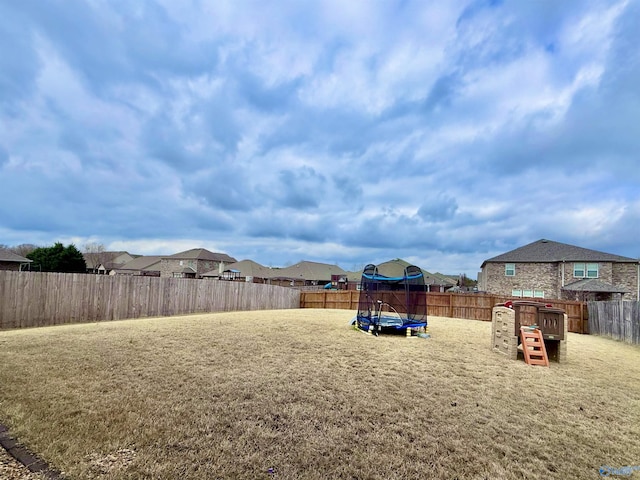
1,309,639,479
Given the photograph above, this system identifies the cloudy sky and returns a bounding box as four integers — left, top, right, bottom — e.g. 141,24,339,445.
1,0,639,276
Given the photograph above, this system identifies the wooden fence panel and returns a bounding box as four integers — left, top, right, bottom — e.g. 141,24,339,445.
0,271,300,330
587,301,640,344
299,291,588,334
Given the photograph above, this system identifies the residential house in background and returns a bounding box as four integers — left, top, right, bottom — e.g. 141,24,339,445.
160,249,237,279
202,259,274,283
478,239,640,301
355,259,456,292
0,249,32,271
112,256,163,277
268,261,347,288
84,251,138,274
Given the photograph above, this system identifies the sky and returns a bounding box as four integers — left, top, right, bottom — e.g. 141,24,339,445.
1,0,639,276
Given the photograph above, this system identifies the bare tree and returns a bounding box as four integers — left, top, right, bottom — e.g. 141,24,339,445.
83,242,109,274
0,244,38,257
11,244,38,257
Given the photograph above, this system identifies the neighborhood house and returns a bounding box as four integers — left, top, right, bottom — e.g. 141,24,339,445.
478,239,640,301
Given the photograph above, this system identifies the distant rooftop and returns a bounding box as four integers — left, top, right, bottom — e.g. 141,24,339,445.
164,248,237,263
0,249,32,263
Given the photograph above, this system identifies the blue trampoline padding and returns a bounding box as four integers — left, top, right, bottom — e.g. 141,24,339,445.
362,272,423,281
377,316,403,327
356,316,427,330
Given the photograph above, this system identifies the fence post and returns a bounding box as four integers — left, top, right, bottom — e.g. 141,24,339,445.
449,293,453,318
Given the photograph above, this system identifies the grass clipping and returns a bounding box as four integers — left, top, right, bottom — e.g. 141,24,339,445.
1,309,639,479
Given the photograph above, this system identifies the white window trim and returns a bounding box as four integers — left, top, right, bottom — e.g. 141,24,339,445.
574,262,599,278
505,263,515,276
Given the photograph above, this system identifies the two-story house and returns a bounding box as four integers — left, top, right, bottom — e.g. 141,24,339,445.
478,239,640,301
160,249,237,278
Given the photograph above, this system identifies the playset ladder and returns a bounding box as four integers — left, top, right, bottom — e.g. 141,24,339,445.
520,327,549,367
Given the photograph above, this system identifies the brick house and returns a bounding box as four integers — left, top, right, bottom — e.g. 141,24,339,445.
267,261,348,288
160,249,237,279
0,249,32,271
478,239,640,301
201,259,274,283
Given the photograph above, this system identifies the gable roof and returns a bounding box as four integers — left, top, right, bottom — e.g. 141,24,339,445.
433,272,460,285
83,251,138,270
202,259,273,279
117,256,163,272
272,261,346,281
0,249,32,263
352,259,455,286
481,239,638,267
164,248,237,263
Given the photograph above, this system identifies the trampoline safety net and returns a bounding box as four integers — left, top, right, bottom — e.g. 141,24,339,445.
356,263,427,332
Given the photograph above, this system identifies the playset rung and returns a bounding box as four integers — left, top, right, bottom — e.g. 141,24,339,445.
520,327,549,367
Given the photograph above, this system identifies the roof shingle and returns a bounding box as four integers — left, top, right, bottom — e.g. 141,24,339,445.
482,239,638,266
164,249,237,263
0,249,32,263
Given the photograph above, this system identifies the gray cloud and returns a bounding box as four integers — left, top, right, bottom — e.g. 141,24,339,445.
1,0,638,275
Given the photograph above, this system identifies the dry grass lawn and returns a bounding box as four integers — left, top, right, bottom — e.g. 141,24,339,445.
1,309,639,479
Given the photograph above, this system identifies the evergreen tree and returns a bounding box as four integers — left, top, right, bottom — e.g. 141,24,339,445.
27,243,87,273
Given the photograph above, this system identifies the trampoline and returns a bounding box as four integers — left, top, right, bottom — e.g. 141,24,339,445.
356,263,428,336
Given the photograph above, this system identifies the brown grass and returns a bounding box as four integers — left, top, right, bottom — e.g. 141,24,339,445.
1,309,639,479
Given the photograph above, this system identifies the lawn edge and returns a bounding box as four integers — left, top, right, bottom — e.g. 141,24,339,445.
0,423,65,479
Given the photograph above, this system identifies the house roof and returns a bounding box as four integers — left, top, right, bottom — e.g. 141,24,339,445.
117,256,163,272
270,261,346,281
177,266,197,274
0,249,32,263
83,251,121,268
202,259,273,278
164,248,237,263
481,239,638,267
431,272,459,286
562,279,629,294
352,259,455,286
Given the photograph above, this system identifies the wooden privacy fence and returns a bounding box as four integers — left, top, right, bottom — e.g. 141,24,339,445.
587,301,640,344
300,290,589,334
0,271,300,330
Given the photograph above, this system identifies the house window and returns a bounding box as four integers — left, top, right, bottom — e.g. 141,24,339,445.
522,289,533,298
505,264,515,276
534,290,545,298
511,289,522,297
574,263,598,278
